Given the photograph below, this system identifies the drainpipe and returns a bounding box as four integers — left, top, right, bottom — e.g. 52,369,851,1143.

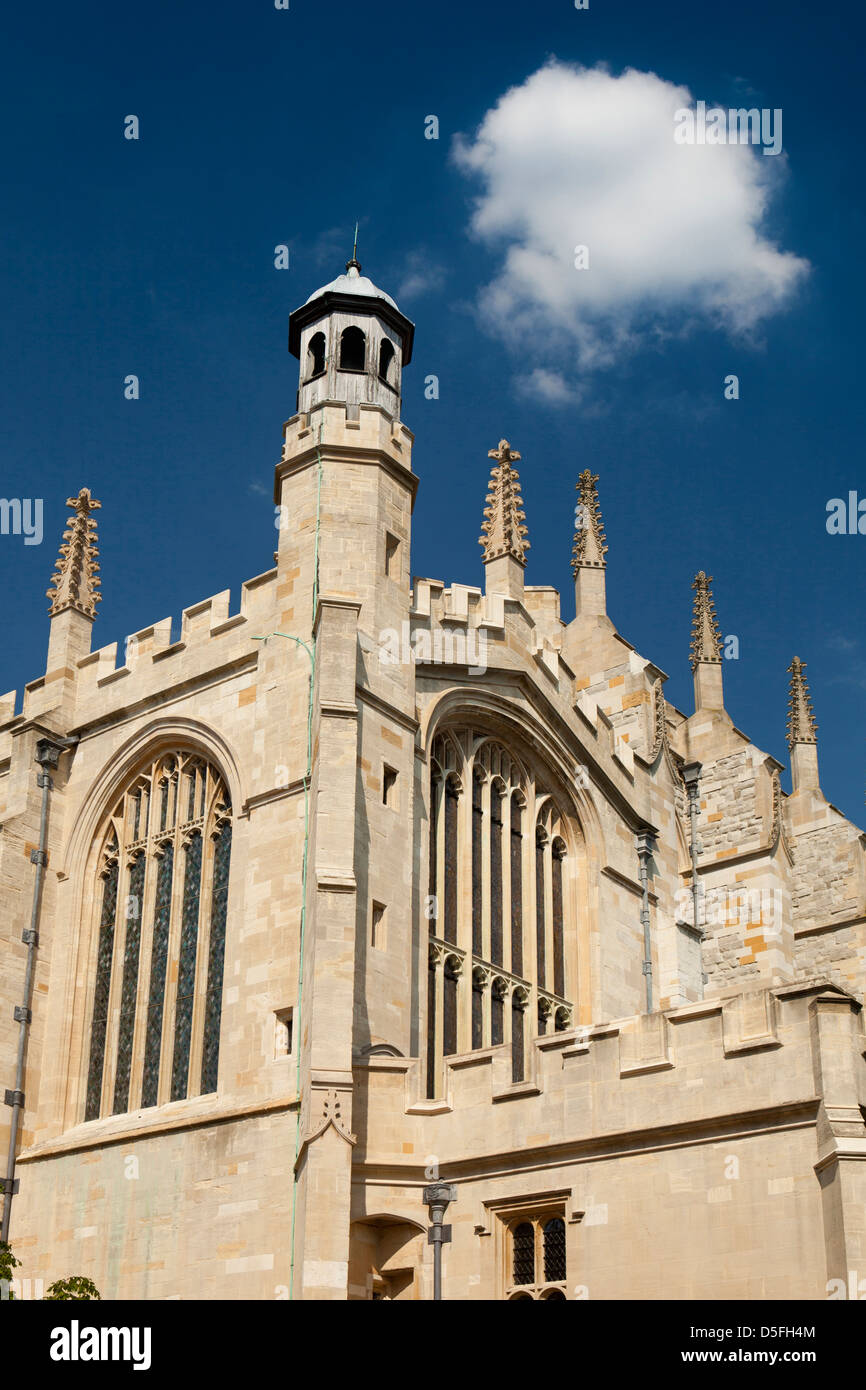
635,831,655,1013
1,734,72,1245
681,762,703,940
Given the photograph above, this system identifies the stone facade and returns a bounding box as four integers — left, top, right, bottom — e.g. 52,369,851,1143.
1,262,864,1302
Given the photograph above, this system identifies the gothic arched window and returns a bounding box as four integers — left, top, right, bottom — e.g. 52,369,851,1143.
307,331,326,378
340,325,366,371
84,751,233,1122
426,732,575,1099
378,337,395,384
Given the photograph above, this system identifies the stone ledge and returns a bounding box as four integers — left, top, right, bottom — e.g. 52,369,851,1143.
17,1091,300,1163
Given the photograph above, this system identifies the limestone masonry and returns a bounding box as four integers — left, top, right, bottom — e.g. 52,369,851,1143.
1,259,864,1300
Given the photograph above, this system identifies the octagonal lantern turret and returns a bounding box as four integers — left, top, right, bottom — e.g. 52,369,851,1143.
288,258,414,420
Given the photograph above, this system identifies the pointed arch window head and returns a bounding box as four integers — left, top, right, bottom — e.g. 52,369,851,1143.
84,750,233,1123
340,325,366,372
307,331,326,379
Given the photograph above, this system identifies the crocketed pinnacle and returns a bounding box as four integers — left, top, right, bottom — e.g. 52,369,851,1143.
479,440,529,566
787,656,817,747
689,571,722,671
571,470,607,574
47,488,102,619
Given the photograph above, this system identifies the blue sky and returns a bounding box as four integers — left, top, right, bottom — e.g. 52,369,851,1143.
1,0,863,819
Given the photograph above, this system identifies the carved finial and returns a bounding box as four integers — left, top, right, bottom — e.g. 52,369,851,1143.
479,440,529,566
689,572,722,671
47,488,102,619
572,470,607,574
787,656,817,747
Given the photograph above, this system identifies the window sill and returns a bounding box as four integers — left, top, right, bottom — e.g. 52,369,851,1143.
17,1091,300,1162
492,1080,542,1103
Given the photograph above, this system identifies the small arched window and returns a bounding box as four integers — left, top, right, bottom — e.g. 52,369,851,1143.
84,750,233,1122
307,331,326,378
378,338,396,384
506,1210,568,1298
340,325,366,371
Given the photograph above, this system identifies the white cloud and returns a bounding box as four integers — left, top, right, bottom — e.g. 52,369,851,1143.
453,62,809,380
521,367,579,404
396,250,446,302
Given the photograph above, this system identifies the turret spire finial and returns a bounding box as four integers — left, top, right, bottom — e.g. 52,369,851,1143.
46,488,102,620
479,440,529,567
572,470,607,574
787,656,817,748
689,571,722,671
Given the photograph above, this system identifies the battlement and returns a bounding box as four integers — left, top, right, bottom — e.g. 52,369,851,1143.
76,568,276,704
279,400,414,484
0,568,279,737
355,978,864,1169
410,575,640,783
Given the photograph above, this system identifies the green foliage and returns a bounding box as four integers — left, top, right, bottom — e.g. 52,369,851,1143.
0,1241,21,1300
44,1275,102,1301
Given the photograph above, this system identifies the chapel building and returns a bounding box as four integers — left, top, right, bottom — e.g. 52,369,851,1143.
1,260,864,1301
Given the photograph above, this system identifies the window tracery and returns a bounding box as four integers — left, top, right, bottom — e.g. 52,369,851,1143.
84,750,232,1122
426,732,575,1097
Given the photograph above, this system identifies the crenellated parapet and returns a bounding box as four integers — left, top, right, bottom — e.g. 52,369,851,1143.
6,570,279,735
354,973,863,1158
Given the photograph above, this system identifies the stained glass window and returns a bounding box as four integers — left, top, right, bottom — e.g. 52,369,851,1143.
510,797,523,976
426,733,575,1102
511,993,525,1083
443,780,458,944
491,981,505,1047
552,843,565,998
83,751,232,1122
200,821,232,1095
490,785,503,965
472,774,483,955
426,957,437,1100
112,855,145,1114
171,832,202,1102
443,958,459,1056
472,973,484,1050
536,835,547,988
429,769,439,933
141,843,174,1109
84,856,119,1122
